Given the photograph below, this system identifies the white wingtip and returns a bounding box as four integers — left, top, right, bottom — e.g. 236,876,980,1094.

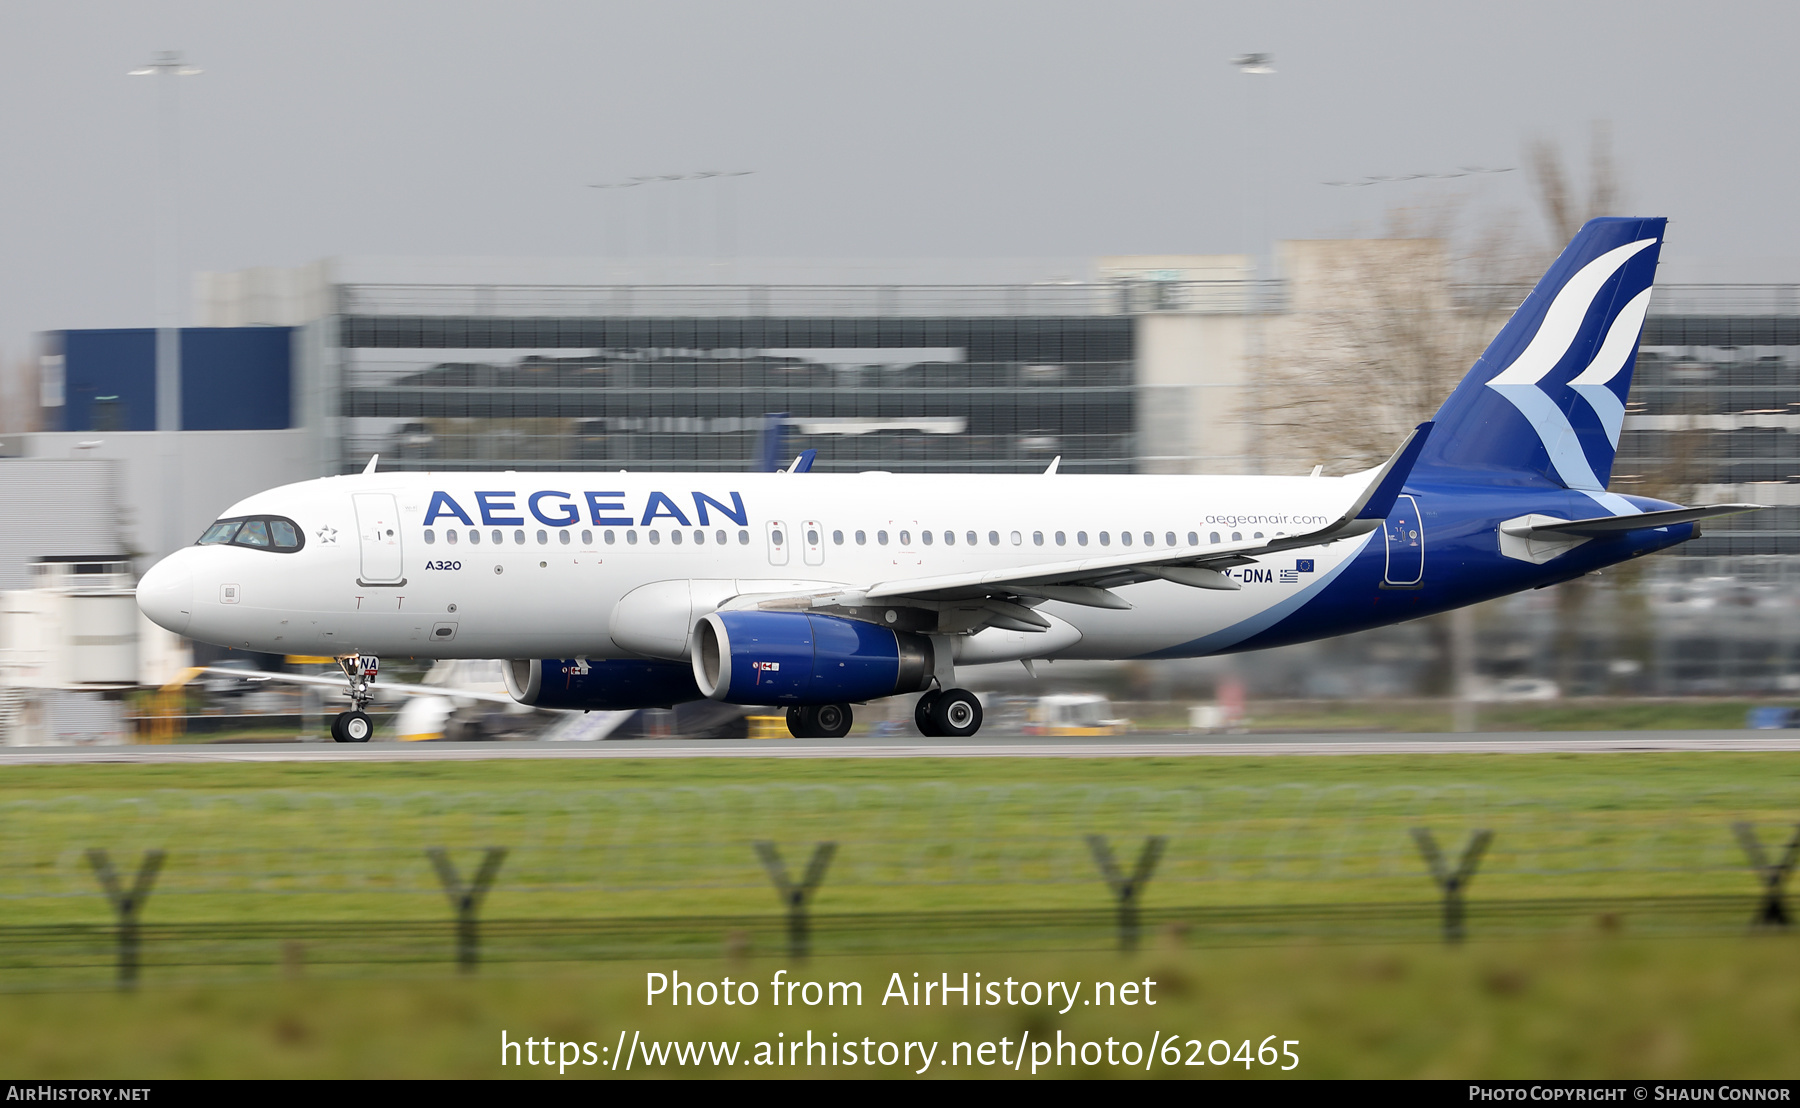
1044,456,1061,475
362,454,379,475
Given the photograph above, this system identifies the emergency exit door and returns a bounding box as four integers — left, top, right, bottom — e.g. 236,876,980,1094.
354,493,406,584
1383,494,1423,587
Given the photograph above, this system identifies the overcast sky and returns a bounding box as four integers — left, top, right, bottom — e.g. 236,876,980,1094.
2,0,1796,364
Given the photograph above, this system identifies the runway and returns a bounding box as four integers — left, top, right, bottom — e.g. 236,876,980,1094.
3,730,1798,763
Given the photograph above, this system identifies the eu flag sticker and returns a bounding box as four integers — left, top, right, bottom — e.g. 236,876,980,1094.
1296,559,1315,573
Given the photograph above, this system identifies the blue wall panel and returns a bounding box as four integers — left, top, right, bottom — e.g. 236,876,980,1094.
54,327,292,432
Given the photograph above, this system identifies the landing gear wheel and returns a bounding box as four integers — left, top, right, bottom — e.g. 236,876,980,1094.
785,706,810,738
929,689,983,738
811,703,853,739
914,690,943,737
332,710,373,743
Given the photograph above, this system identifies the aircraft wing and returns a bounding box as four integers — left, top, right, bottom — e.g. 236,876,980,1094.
856,423,1432,617
193,667,527,707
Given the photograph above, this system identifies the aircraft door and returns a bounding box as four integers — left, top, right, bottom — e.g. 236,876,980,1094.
801,520,824,566
1383,494,1423,587
766,520,790,566
353,493,406,583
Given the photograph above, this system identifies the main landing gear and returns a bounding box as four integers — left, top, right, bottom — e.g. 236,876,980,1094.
914,688,983,738
787,703,854,739
330,654,379,743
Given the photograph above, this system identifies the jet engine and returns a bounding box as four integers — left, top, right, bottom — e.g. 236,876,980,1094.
504,658,703,710
691,610,934,705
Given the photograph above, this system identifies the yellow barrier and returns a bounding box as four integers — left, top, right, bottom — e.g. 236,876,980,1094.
748,715,787,740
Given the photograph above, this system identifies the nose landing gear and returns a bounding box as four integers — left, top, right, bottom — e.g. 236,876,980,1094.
330,654,380,743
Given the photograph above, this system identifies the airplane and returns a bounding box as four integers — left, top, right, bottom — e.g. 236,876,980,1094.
137,217,1759,742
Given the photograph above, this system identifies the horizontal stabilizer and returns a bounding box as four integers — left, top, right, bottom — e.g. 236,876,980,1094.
1501,504,1764,539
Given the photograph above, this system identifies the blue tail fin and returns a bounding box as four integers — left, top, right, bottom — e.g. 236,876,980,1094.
1416,216,1666,492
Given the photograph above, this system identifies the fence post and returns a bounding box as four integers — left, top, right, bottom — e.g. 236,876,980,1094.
1086,834,1167,952
1731,822,1798,928
754,841,836,959
1411,828,1493,944
426,847,508,971
85,849,165,990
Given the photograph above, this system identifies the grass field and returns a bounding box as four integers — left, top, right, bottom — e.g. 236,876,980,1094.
3,936,1798,1078
1,752,1797,1078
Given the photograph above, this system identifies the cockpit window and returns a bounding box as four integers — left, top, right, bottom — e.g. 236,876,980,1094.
196,515,305,553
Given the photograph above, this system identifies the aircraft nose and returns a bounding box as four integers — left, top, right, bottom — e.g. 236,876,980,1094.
136,552,194,636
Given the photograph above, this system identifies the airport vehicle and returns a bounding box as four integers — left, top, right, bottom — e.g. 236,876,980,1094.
137,218,1759,741
1024,694,1129,737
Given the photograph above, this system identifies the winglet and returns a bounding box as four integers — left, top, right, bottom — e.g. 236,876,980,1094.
790,449,817,473
362,454,379,475
1349,422,1433,521
1044,455,1061,475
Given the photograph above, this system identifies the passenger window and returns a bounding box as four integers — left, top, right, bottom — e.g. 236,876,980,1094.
1187,532,1198,545
988,531,999,546
899,530,912,545
693,530,705,545
738,530,750,544
447,529,459,545
649,531,662,545
1099,532,1111,546
537,529,549,544
1254,531,1264,539
944,531,955,545
424,528,436,545
492,529,503,545
878,530,889,545
581,530,593,545
809,527,822,546
1210,532,1220,544
469,530,481,545
1033,531,1043,546
1055,531,1066,546
1144,532,1154,546
832,530,844,545
965,531,977,546
1077,531,1088,546
514,529,525,544
921,530,932,545
671,530,683,545
1232,532,1242,541
1166,532,1177,547
270,520,299,548
235,520,271,547
716,530,727,545
604,530,616,544
198,520,241,545
855,530,866,545
771,528,784,546
560,530,570,545
1010,531,1022,545
1120,532,1132,547
627,530,638,545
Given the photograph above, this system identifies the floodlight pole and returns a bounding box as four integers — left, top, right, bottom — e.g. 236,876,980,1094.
1231,53,1274,475
130,51,200,557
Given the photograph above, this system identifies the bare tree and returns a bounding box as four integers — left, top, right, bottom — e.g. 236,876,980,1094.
1527,120,1622,248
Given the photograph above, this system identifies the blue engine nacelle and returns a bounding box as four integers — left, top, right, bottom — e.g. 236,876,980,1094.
504,658,703,710
691,610,934,706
